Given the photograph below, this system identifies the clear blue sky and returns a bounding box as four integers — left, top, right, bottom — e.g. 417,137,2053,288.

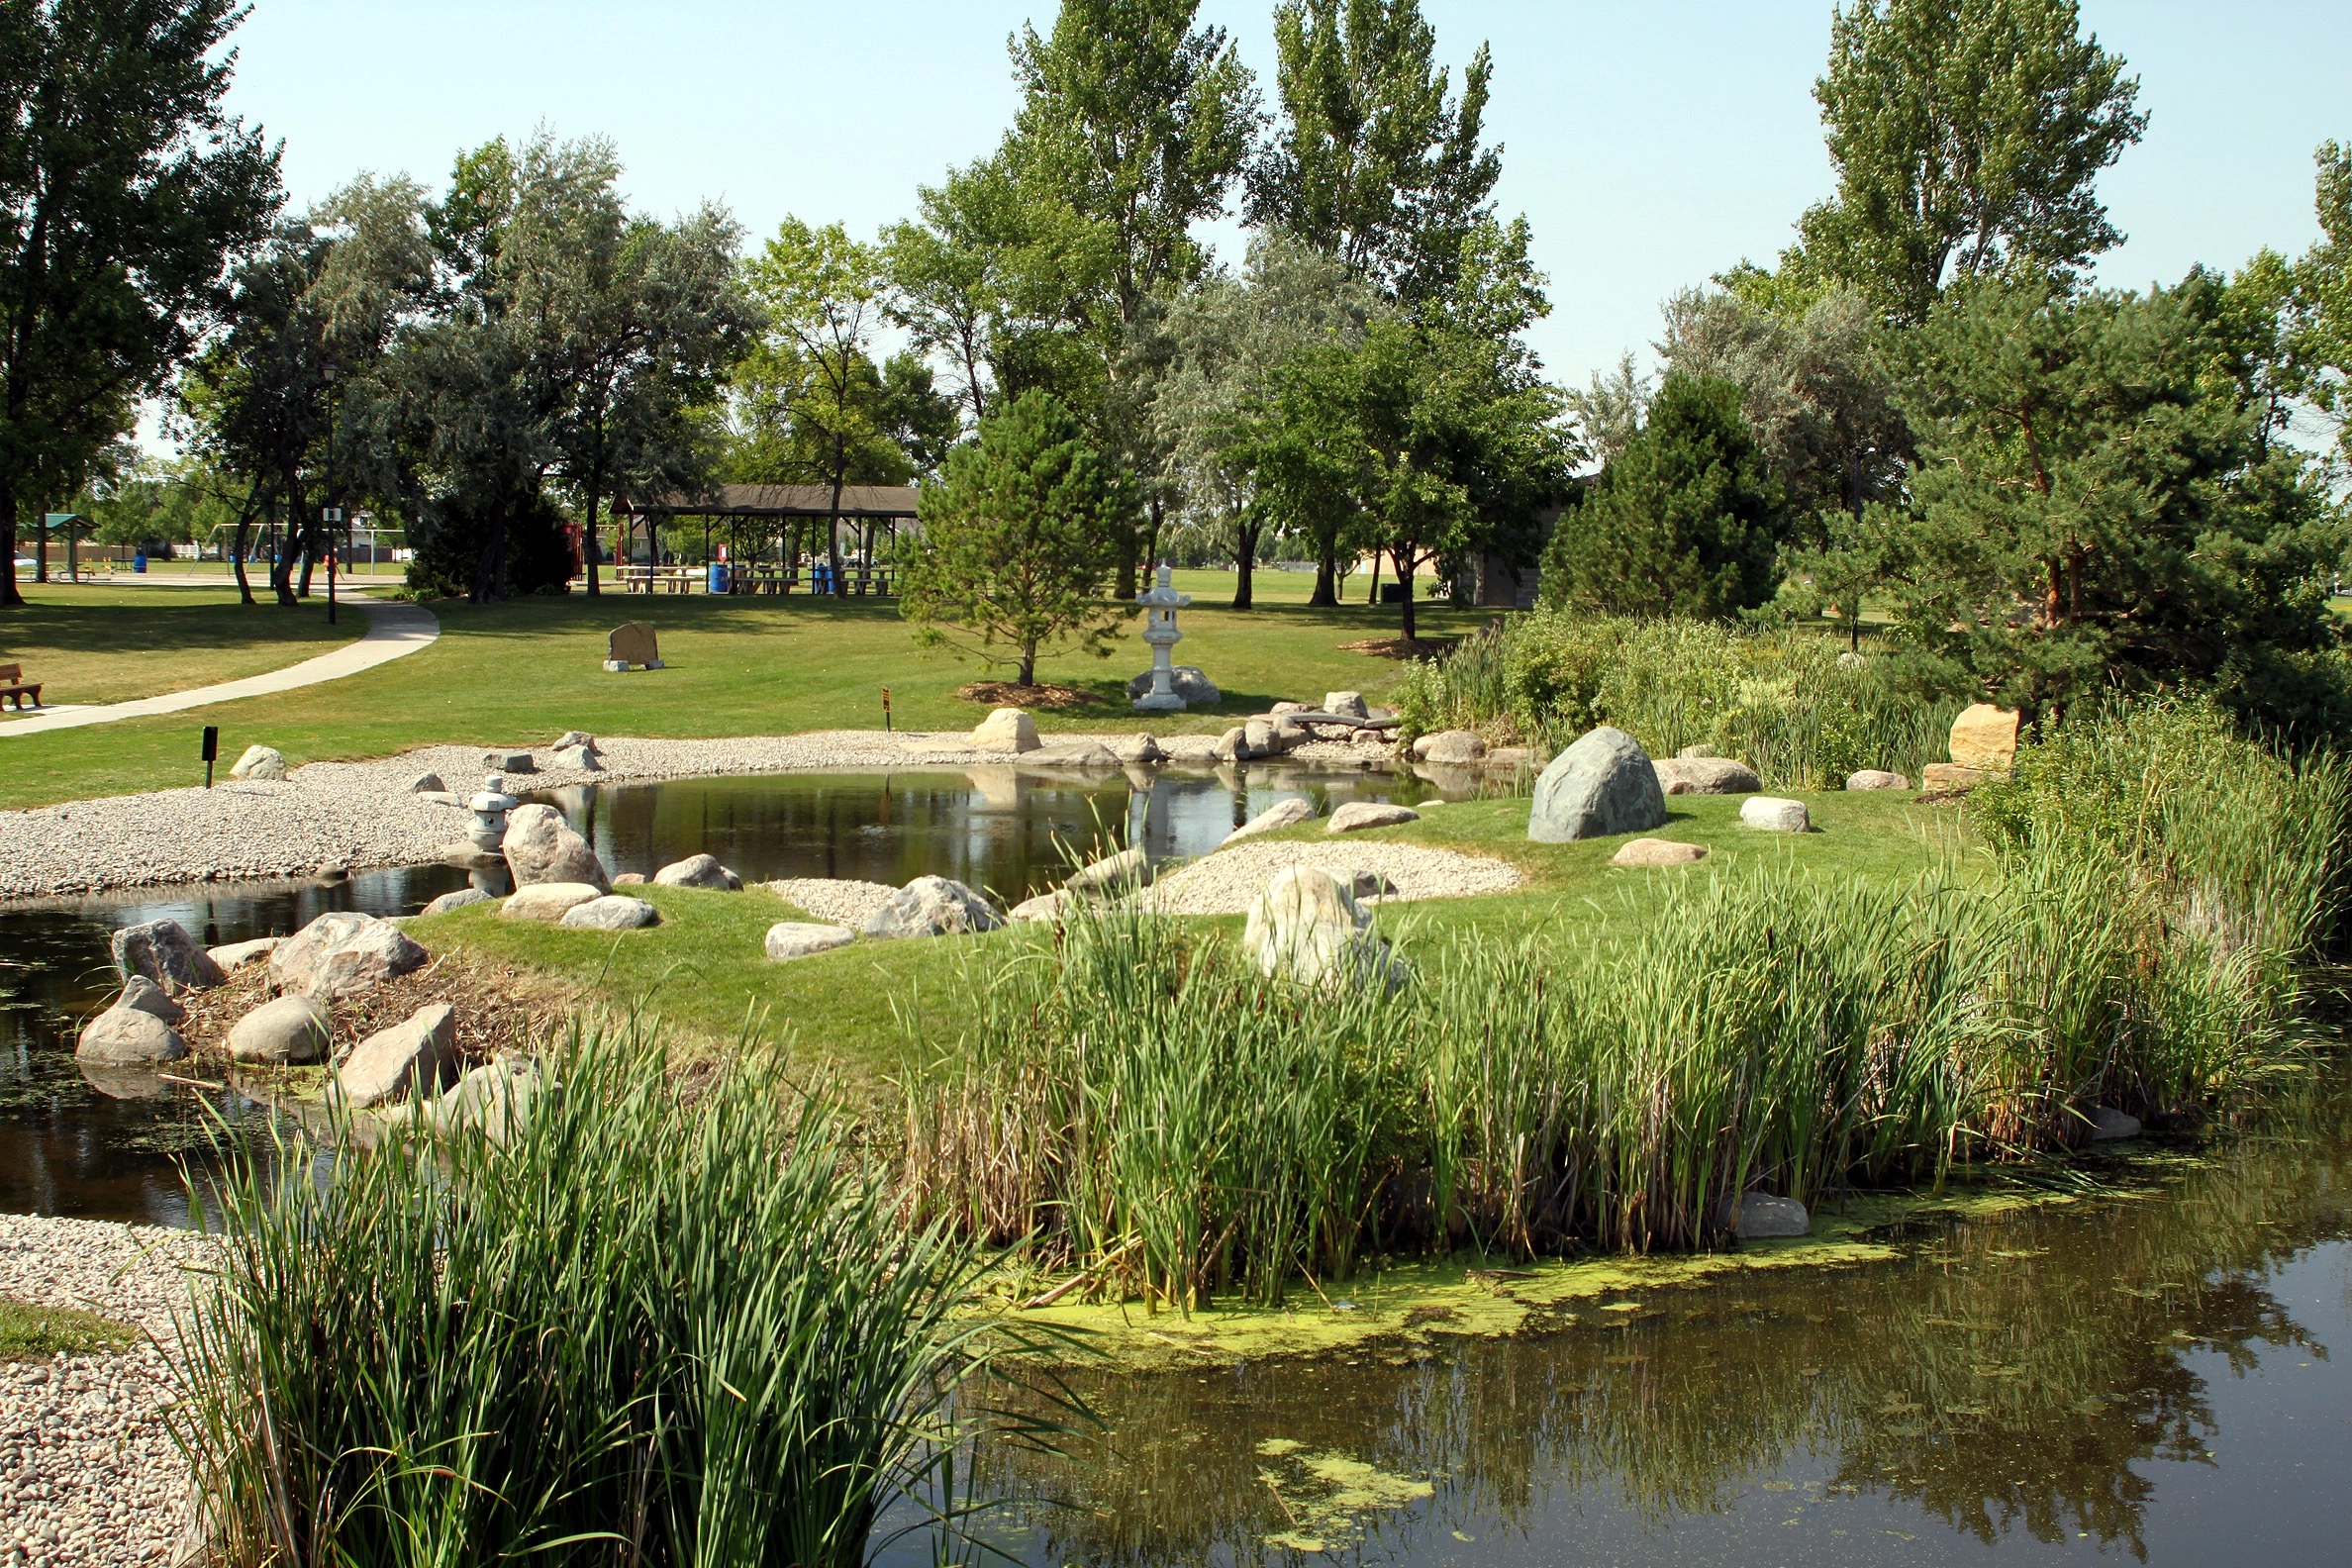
221,0,2349,395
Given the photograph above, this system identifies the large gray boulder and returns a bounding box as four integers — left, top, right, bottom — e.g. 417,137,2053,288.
230,744,285,781
1106,733,1165,764
1322,691,1369,720
1125,666,1220,706
764,922,857,961
116,975,187,1026
270,912,428,1000
111,920,225,994
971,708,1040,753
1326,802,1419,833
653,853,742,890
1652,756,1763,795
559,895,661,931
1418,730,1489,765
501,803,609,891
228,995,332,1065
206,936,280,972
1241,866,1406,991
75,1006,188,1067
499,882,605,923
1064,845,1149,894
861,876,1004,939
1219,795,1318,847
1527,727,1667,842
1739,797,1812,833
335,1004,457,1109
1731,1194,1810,1239
424,1058,539,1143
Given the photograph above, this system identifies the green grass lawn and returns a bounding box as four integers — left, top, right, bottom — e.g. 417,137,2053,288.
0,1296,142,1360
410,790,1972,1091
0,588,1491,809
0,582,349,714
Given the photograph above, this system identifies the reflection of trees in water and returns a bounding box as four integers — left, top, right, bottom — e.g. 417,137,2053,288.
962,1100,2352,1567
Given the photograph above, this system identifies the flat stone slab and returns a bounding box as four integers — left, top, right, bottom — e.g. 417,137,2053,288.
500,882,605,922
765,922,857,961
1611,838,1709,867
1327,802,1420,833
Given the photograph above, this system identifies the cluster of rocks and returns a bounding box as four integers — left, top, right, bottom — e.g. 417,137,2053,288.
1527,728,1836,850
69,904,523,1128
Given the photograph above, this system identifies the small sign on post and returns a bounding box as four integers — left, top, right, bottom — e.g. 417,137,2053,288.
882,687,892,733
201,726,219,790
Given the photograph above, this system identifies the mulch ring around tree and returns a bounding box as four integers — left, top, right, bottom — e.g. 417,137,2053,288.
175,948,574,1066
954,680,1094,709
1339,637,1460,660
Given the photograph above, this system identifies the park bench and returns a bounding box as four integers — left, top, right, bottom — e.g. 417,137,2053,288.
0,662,42,711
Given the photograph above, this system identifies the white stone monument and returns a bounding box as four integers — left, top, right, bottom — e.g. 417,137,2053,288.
1133,563,1191,713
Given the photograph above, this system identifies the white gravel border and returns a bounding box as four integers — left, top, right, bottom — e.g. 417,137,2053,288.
1142,839,1523,915
0,1214,214,1566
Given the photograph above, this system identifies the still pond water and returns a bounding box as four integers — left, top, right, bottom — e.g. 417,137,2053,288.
5,768,2349,1565
0,764,1414,1224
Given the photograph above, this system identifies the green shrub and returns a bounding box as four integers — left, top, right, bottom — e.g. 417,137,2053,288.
1394,609,1958,789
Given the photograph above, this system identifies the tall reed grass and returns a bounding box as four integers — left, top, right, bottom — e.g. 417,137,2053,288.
903,701,2352,1312
1392,611,1959,788
171,1026,1036,1567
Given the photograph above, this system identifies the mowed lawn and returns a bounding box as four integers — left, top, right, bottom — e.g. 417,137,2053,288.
0,583,1492,809
411,790,1973,1088
0,582,349,713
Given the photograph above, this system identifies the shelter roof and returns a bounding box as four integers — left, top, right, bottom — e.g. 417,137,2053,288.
625,484,921,520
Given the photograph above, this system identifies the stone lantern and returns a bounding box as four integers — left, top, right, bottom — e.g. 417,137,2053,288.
465,775,519,895
1133,562,1191,713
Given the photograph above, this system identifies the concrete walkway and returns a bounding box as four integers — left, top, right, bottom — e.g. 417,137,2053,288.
0,595,441,737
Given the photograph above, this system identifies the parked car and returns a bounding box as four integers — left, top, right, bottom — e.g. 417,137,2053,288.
12,555,35,578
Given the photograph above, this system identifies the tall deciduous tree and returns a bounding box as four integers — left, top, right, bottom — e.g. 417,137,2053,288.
0,0,279,608
1155,238,1383,608
1543,374,1789,620
552,205,754,597
1886,278,2348,728
899,389,1132,687
1657,285,1911,521
740,219,954,594
1752,0,2145,325
997,0,1257,596
1245,0,1501,306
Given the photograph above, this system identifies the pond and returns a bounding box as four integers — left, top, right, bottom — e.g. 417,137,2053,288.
925,1083,2352,1566
0,763,1429,1225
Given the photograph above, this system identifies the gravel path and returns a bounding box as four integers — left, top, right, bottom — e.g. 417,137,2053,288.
763,878,897,928
0,731,1028,899
0,720,1444,902
0,1214,214,1566
1142,839,1522,915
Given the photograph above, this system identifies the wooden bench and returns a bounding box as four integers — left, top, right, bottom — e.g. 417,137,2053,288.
0,662,41,711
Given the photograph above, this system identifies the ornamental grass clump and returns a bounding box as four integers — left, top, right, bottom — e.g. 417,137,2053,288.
903,703,2347,1312
170,1025,1023,1568
1392,611,1958,788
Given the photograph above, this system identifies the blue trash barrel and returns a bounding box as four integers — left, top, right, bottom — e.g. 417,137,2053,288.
133,552,147,573
708,561,730,594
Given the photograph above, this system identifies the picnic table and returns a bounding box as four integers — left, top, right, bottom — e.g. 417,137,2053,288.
616,566,702,594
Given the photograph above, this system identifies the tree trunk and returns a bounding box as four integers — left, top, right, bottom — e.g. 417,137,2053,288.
269,499,300,607
1019,640,1036,687
1397,550,1417,642
1231,517,1258,610
1310,537,1338,607
825,454,847,599
231,516,254,606
1114,524,1139,602
582,448,606,598
296,520,316,597
1365,550,1381,606
0,507,20,608
1140,496,1163,586
471,490,509,603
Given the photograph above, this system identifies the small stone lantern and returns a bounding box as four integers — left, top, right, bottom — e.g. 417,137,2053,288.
466,776,518,895
1133,563,1191,713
